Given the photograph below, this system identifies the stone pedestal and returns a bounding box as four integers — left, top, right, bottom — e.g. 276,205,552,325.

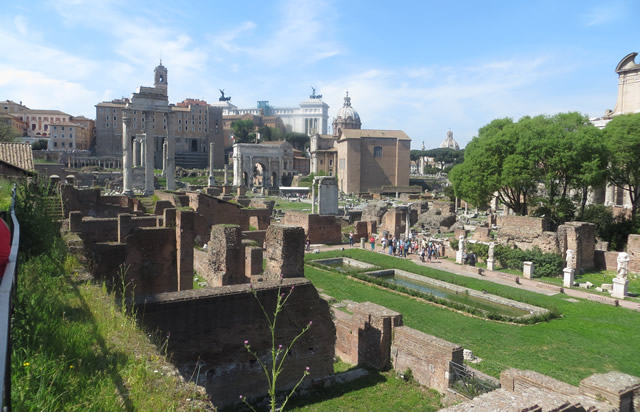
611,277,629,299
456,250,463,264
523,261,534,279
563,268,575,288
486,258,495,271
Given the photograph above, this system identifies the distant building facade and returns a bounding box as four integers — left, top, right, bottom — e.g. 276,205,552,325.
590,52,640,210
310,93,411,194
94,63,224,168
213,92,329,137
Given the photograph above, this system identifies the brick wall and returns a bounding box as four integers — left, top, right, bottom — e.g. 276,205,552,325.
557,222,596,271
135,279,335,408
391,326,463,393
282,211,342,244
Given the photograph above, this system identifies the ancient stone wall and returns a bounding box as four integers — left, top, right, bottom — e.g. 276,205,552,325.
628,234,640,273
391,326,463,393
380,208,406,238
242,230,266,246
244,208,271,230
282,211,341,244
135,279,335,408
123,227,178,295
557,222,596,271
207,225,245,286
61,185,143,218
354,221,368,242
264,225,305,280
188,192,248,242
496,215,558,253
472,227,491,242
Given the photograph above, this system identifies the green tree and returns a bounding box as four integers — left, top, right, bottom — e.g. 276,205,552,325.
604,112,640,219
284,132,309,151
32,139,48,150
231,119,256,143
0,122,19,142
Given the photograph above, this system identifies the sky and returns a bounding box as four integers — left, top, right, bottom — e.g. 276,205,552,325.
1,0,639,150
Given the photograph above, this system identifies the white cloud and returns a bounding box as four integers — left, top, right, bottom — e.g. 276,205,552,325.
582,3,624,27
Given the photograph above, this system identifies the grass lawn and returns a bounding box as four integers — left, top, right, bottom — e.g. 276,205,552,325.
269,197,312,212
287,370,441,411
305,249,640,386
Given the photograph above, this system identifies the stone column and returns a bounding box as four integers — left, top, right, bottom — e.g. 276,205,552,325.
208,142,215,187
140,138,145,167
162,140,167,177
144,132,154,196
165,112,176,191
224,163,228,185
122,109,134,197
311,178,316,214
133,139,139,167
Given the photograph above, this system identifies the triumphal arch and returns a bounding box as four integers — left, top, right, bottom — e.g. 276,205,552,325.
232,141,295,188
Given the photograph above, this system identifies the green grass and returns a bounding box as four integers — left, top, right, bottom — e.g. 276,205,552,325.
269,197,312,212
11,249,209,410
0,180,13,209
304,249,640,386
287,370,441,411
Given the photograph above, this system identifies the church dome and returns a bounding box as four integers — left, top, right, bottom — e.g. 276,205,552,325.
333,92,361,136
335,93,360,122
440,130,460,150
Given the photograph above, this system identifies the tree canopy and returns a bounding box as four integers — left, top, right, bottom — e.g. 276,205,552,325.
450,112,606,224
410,147,464,165
0,123,19,142
604,112,640,219
230,119,256,143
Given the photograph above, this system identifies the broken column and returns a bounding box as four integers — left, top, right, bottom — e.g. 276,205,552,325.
122,109,134,196
208,142,215,187
264,224,305,280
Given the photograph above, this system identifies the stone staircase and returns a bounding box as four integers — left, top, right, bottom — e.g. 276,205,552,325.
175,153,207,169
43,195,64,220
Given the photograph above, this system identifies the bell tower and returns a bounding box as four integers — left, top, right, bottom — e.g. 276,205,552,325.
154,60,168,96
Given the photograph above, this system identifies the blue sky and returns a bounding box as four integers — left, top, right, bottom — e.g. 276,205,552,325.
1,0,639,149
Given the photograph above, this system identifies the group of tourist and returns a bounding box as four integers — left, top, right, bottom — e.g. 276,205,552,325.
372,235,443,262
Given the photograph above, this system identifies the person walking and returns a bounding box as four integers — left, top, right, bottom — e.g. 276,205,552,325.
370,235,375,251
349,232,354,247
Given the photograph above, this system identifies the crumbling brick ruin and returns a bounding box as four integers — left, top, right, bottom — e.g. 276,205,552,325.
444,369,640,411
264,225,305,280
136,279,336,408
282,211,342,244
332,300,462,393
495,216,599,272
69,208,193,295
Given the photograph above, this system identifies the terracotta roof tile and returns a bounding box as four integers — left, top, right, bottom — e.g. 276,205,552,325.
0,142,34,171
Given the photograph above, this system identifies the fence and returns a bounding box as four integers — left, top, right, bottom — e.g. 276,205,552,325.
449,360,499,399
0,184,20,410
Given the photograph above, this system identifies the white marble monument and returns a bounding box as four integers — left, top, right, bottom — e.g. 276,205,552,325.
612,252,630,299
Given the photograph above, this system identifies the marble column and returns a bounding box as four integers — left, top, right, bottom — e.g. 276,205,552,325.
208,142,215,187
311,178,316,214
162,140,167,177
133,139,139,167
140,139,145,167
224,164,228,185
165,112,176,191
122,109,133,196
144,133,154,196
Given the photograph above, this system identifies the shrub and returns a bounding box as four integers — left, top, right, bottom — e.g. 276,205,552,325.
494,246,564,278
467,243,488,260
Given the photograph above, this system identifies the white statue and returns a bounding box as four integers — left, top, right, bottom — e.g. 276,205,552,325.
565,249,574,270
488,242,495,259
458,235,466,252
617,252,630,279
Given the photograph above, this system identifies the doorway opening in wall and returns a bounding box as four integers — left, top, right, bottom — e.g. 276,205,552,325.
253,163,265,186
191,139,198,152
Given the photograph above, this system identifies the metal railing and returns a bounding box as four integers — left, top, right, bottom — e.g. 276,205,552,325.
0,184,20,411
449,360,499,399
